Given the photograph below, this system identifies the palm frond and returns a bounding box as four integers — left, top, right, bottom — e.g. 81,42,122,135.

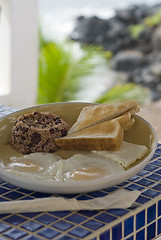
95,83,150,104
37,42,105,104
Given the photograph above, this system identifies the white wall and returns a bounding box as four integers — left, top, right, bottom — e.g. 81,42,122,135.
0,0,38,108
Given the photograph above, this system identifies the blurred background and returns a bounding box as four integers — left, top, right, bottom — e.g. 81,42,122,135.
1,0,161,109
38,0,161,106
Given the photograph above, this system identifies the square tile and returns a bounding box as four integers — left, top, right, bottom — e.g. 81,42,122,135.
35,214,57,224
53,220,74,231
66,213,86,224
146,173,161,181
158,218,161,235
136,210,145,230
151,159,161,167
144,164,158,171
137,170,149,176
112,223,122,240
158,199,161,217
4,215,26,226
147,204,156,224
4,228,27,239
152,183,161,192
3,191,24,200
135,195,151,204
136,178,154,187
125,183,144,191
68,226,91,238
155,149,161,155
136,229,145,240
124,216,134,237
21,221,43,232
107,208,129,217
88,191,107,198
38,228,60,239
95,212,117,223
147,222,156,240
100,230,110,240
83,219,104,230
142,189,161,198
155,168,161,175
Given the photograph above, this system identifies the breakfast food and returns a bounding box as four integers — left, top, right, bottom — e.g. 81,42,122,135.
55,120,124,151
11,112,69,154
6,152,63,181
6,141,148,182
55,101,140,151
11,101,140,153
62,152,125,181
68,100,140,134
93,141,148,168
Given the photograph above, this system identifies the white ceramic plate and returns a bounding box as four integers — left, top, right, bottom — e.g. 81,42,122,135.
0,102,158,194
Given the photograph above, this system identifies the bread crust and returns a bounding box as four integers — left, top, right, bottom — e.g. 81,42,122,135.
55,120,124,151
68,101,139,135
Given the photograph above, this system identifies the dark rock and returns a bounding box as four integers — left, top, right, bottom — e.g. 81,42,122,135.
115,4,150,24
112,50,146,71
70,16,109,44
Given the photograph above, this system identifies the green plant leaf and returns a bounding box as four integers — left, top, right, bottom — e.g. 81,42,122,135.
128,24,146,39
144,8,161,27
37,42,105,104
95,83,150,104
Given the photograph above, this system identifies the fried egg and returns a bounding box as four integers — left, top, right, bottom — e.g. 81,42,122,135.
63,153,125,182
6,152,63,181
7,142,145,182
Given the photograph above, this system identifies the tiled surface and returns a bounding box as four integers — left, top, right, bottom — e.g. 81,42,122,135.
0,106,161,239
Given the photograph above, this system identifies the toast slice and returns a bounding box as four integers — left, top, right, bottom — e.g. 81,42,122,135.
55,120,124,151
68,101,139,135
114,113,135,131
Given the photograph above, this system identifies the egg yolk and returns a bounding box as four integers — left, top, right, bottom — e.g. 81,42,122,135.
8,159,43,173
66,167,105,180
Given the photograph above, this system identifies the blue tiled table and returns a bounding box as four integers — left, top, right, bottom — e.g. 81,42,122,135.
0,105,161,240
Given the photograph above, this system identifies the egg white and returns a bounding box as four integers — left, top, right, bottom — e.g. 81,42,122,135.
6,151,126,182
6,152,63,181
62,153,125,182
